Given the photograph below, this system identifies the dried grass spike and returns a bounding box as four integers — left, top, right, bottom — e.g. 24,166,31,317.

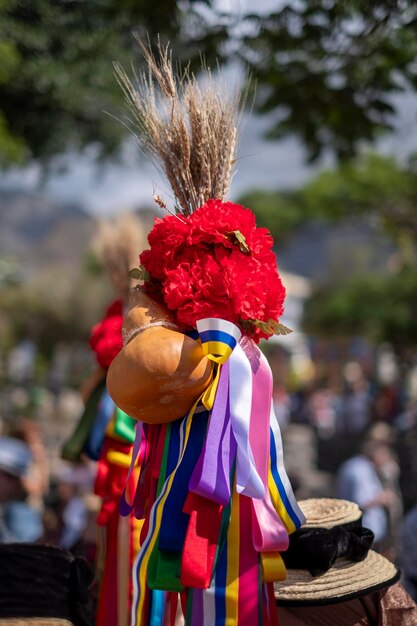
116,39,242,215
92,212,145,302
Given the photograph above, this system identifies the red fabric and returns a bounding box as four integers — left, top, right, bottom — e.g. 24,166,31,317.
94,437,134,527
268,582,279,626
139,424,167,545
95,438,140,626
89,299,124,369
96,503,120,626
180,493,223,588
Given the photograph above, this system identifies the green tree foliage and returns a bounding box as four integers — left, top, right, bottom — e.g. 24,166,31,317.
285,154,417,350
240,154,417,258
2,1,417,165
239,1,417,160
300,154,417,243
303,267,417,353
0,37,26,162
237,189,303,245
0,262,113,358
0,0,223,165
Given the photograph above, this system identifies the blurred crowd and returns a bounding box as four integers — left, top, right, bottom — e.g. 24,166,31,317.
271,356,417,602
0,417,97,569
1,342,417,606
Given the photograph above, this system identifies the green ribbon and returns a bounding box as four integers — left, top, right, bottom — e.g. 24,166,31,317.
113,407,137,443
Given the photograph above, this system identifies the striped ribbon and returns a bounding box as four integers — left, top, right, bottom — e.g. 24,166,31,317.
196,318,241,364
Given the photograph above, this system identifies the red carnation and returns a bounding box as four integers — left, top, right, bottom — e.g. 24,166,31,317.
140,215,189,280
187,199,257,248
140,200,286,342
89,299,124,369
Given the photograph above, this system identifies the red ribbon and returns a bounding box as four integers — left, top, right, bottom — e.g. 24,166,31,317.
180,492,223,588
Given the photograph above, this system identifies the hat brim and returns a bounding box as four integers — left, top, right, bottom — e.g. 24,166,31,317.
0,617,73,626
275,550,400,607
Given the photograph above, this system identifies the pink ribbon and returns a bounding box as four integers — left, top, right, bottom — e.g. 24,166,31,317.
119,422,143,517
247,344,289,552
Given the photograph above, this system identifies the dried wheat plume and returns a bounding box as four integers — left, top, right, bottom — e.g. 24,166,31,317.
114,38,241,216
92,212,145,302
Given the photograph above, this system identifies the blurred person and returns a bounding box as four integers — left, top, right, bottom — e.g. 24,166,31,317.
336,433,396,550
0,436,43,542
290,384,312,425
399,492,417,602
341,376,372,434
372,383,403,424
395,407,417,513
273,384,292,430
275,498,416,626
43,466,88,551
368,423,403,558
9,417,49,506
395,399,417,432
307,385,339,437
7,338,36,385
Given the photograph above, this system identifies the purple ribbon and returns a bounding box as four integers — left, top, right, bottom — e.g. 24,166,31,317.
189,361,236,505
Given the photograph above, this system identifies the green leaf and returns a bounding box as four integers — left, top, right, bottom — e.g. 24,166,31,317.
129,266,149,281
273,322,293,336
240,318,293,336
225,230,251,255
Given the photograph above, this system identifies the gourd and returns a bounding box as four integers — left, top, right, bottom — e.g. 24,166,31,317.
107,288,213,423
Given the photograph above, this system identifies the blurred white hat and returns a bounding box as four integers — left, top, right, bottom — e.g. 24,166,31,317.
0,437,31,478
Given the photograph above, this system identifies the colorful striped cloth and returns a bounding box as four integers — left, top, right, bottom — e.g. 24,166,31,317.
122,318,304,626
95,406,143,626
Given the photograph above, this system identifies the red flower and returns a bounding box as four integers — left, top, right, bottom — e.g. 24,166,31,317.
187,199,257,247
140,215,189,280
141,200,286,342
89,299,124,369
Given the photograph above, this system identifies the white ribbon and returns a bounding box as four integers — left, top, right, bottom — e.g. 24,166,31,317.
229,342,264,499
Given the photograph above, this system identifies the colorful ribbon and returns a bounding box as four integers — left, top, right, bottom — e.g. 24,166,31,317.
129,318,305,626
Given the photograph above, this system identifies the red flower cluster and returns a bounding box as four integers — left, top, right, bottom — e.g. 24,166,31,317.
140,199,286,342
89,299,124,369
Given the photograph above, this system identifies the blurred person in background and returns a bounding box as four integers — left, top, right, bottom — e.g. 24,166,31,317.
395,399,417,432
307,382,340,437
341,376,372,434
336,427,399,553
273,383,292,430
368,424,403,559
9,417,49,509
399,491,417,602
372,383,403,425
0,436,43,542
42,465,88,552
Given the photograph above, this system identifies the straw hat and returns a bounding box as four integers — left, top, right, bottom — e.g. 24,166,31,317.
274,498,399,606
0,617,73,626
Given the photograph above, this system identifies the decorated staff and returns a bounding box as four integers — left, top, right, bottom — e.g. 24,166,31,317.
107,41,304,626
62,214,145,626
